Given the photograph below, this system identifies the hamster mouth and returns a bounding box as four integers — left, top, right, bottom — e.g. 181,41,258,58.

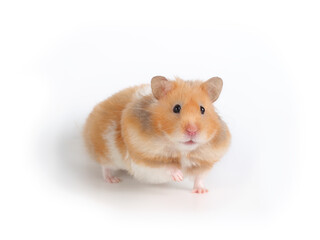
183,140,196,145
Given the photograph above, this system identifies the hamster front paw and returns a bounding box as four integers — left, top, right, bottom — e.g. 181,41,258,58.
192,187,208,194
192,176,208,194
170,168,184,182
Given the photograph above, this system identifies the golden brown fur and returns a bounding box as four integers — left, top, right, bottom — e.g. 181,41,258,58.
83,76,231,192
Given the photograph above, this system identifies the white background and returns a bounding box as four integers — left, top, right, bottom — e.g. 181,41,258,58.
0,1,319,239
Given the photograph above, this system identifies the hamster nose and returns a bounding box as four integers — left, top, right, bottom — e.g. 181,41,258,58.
186,124,198,136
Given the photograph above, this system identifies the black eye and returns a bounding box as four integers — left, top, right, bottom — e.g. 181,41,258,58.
200,106,205,114
173,104,181,113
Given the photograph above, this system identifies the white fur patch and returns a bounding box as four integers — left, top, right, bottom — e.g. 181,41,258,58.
130,161,172,184
103,121,127,170
134,85,152,98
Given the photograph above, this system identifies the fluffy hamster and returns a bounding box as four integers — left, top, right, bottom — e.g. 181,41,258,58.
83,76,231,193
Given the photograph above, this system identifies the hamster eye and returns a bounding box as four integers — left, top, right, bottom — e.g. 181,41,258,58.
173,104,181,113
200,106,205,114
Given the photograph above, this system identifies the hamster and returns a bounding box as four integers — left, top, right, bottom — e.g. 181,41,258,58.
83,76,231,193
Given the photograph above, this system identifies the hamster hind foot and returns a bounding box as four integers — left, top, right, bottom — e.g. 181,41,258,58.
102,166,121,183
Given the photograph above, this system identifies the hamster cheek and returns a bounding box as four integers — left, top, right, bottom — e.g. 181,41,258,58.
166,130,184,143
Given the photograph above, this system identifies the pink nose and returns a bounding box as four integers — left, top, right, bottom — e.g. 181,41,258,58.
186,125,198,136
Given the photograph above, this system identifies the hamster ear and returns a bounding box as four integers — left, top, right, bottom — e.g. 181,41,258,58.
201,77,223,102
151,76,173,100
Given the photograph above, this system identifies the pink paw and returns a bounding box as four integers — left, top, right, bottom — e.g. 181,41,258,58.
102,167,121,184
171,169,183,182
192,188,209,194
104,176,121,184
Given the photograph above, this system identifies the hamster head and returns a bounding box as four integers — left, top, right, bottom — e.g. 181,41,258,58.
151,76,223,152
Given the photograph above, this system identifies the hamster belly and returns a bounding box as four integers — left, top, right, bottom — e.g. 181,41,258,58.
130,161,172,184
